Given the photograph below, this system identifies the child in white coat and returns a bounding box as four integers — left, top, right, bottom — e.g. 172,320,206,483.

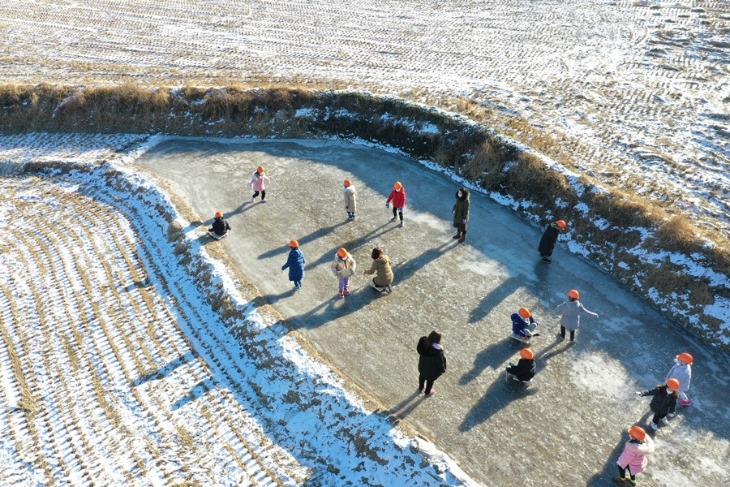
665,352,693,407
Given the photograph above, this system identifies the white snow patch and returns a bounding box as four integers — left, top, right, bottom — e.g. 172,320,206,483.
570,351,637,400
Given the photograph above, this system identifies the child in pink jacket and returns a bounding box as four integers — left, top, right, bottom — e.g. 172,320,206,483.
386,181,407,227
614,425,654,485
250,165,270,202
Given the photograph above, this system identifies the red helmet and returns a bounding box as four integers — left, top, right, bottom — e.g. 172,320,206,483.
676,352,693,365
627,426,646,441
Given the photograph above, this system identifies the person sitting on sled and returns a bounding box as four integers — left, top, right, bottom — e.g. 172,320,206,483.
506,348,536,382
209,211,231,238
511,307,540,340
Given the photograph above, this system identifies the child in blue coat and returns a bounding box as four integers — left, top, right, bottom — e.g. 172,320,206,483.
281,240,305,289
511,307,540,340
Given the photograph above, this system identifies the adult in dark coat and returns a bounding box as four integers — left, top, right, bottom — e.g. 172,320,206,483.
209,211,231,237
452,187,470,243
417,330,447,396
538,220,566,262
637,379,679,430
281,240,305,289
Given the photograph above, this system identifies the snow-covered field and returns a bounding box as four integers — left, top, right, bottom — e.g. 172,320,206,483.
0,134,478,486
0,0,728,236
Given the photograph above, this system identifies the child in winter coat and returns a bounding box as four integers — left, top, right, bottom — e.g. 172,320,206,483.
363,247,393,292
636,378,680,430
386,181,407,227
555,289,599,342
452,187,470,243
208,211,231,238
343,179,357,220
331,247,356,297
506,348,536,383
416,330,447,396
665,352,693,406
250,166,270,202
538,220,566,263
281,240,305,290
614,425,655,485
511,307,540,341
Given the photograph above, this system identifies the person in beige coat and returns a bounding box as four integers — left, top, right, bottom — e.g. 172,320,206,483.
343,179,357,220
332,247,357,297
363,247,393,292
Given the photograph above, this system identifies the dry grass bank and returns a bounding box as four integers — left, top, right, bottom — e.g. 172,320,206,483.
1,83,727,349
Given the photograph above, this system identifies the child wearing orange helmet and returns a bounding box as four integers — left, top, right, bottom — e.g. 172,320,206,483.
538,219,567,263
555,289,598,342
385,181,406,227
281,240,305,290
331,247,356,297
511,307,540,342
208,211,231,239
665,352,693,407
250,165,270,203
636,378,680,431
614,425,655,485
343,179,357,221
506,348,536,383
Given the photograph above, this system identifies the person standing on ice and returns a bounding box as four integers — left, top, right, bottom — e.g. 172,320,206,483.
636,378,680,431
386,181,406,227
250,165,270,203
613,425,654,485
555,289,598,342
331,247,356,298
665,352,693,406
452,187,470,243
506,348,536,383
538,219,567,262
343,179,357,221
363,247,393,292
511,307,540,341
281,240,305,290
416,330,447,397
208,211,231,238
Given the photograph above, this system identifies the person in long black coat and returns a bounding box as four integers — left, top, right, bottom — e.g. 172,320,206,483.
538,220,566,262
417,330,447,396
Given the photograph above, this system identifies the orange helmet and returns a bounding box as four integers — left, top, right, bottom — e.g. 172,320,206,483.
627,426,646,441
344,179,352,187
567,289,580,300
518,307,531,319
214,211,223,218
289,240,299,248
556,220,567,231
519,348,534,360
393,181,403,190
666,378,680,391
337,248,348,258
676,352,693,365
257,165,264,173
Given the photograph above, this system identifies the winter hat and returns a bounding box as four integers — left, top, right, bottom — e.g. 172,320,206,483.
627,426,646,441
257,165,265,173
556,220,567,231
666,378,680,391
676,352,693,365
567,289,580,300
289,240,299,248
518,307,531,319
344,179,352,187
519,348,534,360
337,248,348,258
215,211,223,218
393,181,403,190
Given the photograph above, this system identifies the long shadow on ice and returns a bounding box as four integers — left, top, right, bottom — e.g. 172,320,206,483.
459,375,538,432
468,276,522,325
257,221,349,260
303,222,397,269
459,338,516,386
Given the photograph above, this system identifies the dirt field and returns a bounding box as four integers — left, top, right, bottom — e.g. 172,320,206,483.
1,0,728,236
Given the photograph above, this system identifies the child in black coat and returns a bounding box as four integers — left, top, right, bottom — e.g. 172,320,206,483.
636,378,680,430
506,348,536,383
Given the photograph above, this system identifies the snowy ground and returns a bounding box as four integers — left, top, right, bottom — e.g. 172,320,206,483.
0,0,728,236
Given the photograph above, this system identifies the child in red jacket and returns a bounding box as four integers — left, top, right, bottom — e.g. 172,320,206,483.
386,181,407,227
